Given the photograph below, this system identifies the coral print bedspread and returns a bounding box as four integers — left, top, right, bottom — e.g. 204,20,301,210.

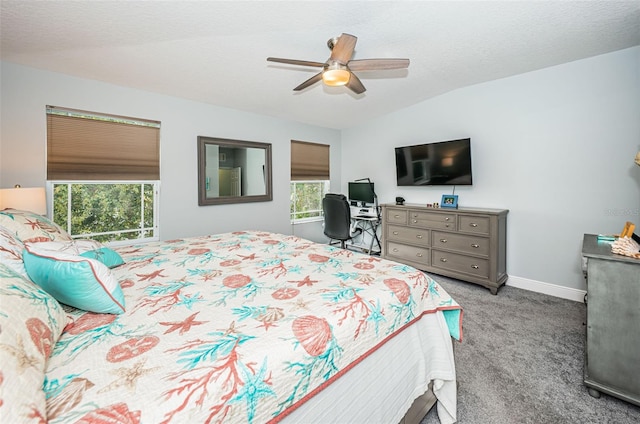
45,231,461,423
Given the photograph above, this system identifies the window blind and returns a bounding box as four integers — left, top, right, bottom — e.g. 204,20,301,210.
290,140,330,181
46,106,160,180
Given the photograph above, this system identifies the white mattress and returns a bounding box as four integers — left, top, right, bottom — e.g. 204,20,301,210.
281,310,457,424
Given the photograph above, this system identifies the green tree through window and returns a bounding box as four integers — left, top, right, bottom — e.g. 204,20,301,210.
290,181,329,222
52,182,157,243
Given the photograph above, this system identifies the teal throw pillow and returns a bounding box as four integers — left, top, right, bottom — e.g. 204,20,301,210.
23,244,125,314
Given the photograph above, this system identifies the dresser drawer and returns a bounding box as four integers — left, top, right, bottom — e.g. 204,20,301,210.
409,211,456,230
459,215,490,235
387,225,430,247
386,242,429,265
432,250,490,279
386,209,408,225
432,231,490,256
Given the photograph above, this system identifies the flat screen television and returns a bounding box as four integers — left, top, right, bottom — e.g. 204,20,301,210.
395,138,472,186
348,182,375,206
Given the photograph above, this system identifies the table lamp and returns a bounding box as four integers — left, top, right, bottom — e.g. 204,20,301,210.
0,185,47,215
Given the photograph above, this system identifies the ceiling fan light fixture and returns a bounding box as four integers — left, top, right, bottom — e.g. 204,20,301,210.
322,63,350,86
268,33,409,93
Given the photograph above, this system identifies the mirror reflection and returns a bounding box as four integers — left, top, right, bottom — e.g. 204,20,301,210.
198,136,272,205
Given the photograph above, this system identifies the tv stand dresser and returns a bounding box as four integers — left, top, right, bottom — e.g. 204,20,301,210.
381,204,508,294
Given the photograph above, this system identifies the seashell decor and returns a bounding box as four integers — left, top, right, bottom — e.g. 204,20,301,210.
611,236,640,259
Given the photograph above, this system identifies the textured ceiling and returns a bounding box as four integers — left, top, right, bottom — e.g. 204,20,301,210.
1,1,639,129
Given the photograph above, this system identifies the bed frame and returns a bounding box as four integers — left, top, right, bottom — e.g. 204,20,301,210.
400,383,437,424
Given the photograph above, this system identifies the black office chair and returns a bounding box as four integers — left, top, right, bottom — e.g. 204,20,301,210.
322,193,359,249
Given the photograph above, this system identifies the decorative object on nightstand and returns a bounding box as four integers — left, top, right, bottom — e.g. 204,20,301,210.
611,235,640,259
619,221,635,238
0,185,47,215
610,221,640,258
635,150,640,166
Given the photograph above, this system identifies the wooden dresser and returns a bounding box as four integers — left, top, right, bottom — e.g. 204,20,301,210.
381,204,508,294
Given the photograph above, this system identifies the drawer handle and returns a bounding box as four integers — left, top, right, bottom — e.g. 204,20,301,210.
416,234,423,239
394,215,401,218
416,253,423,258
440,238,447,243
471,243,479,248
440,258,447,263
393,231,399,235
445,224,450,228
392,248,399,252
469,223,478,227
445,217,450,221
413,220,418,223
471,264,479,269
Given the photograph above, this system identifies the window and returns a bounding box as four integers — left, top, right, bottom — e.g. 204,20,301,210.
290,140,330,223
290,180,329,221
46,106,160,243
52,182,158,243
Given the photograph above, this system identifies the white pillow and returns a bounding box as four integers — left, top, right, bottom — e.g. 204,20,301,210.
0,208,72,243
31,239,125,268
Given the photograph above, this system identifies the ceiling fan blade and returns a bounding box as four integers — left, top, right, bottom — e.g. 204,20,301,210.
267,57,325,68
346,72,366,94
347,58,410,71
329,33,357,63
293,72,323,91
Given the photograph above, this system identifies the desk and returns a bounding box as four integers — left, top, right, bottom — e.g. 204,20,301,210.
350,215,381,255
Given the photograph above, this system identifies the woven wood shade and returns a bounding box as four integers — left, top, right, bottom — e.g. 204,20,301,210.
291,140,329,181
47,109,160,180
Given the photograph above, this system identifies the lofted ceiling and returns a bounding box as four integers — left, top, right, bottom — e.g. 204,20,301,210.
1,1,639,130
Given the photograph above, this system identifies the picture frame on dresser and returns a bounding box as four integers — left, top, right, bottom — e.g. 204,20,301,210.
441,194,458,209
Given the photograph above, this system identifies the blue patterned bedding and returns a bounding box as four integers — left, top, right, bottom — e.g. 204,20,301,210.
44,231,461,423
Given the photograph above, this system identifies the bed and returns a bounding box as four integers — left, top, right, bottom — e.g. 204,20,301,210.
0,208,462,424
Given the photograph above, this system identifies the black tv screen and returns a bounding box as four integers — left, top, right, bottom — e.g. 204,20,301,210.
348,182,375,204
395,138,472,186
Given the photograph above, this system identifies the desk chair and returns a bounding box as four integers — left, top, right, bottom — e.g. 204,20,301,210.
322,193,359,249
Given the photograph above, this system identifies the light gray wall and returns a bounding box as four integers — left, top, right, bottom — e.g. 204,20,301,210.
2,47,639,292
341,46,640,291
0,62,341,240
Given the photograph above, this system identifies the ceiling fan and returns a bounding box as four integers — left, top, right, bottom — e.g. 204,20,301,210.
267,33,409,94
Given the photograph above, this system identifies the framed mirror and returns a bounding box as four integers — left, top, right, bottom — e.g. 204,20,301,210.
198,136,273,205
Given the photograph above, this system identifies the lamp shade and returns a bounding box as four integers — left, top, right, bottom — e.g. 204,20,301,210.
322,62,350,86
322,69,350,86
0,187,47,215
635,151,640,166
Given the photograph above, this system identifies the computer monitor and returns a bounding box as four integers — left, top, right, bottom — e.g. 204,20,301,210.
348,182,375,206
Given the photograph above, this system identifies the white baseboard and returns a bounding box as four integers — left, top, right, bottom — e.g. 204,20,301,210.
506,275,586,303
